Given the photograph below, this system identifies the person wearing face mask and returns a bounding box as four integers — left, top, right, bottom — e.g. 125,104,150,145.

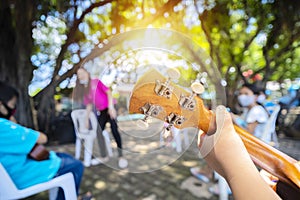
231,83,269,138
0,81,93,200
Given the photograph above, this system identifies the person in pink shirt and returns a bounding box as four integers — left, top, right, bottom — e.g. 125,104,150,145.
74,68,128,168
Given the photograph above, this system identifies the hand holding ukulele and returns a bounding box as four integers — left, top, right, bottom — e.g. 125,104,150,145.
199,105,280,199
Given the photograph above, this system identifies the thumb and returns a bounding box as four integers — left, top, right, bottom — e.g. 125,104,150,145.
198,105,228,158
215,105,234,134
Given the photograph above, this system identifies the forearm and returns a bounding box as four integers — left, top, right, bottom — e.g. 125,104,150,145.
107,90,114,109
225,158,281,199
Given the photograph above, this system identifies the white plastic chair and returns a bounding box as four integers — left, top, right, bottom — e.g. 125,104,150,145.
0,163,77,200
214,171,231,200
102,129,113,157
71,109,112,167
260,105,281,148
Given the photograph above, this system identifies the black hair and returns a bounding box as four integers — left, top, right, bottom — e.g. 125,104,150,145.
241,83,260,95
0,81,19,104
242,83,270,116
72,68,91,103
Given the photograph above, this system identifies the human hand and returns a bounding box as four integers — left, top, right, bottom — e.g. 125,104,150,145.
37,132,48,144
108,107,117,119
198,105,252,179
260,169,278,191
198,106,281,199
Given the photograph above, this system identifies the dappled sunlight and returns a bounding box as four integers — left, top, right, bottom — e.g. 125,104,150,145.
181,160,199,167
94,180,107,190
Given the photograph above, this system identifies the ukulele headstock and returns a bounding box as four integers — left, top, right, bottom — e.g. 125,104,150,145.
129,68,214,134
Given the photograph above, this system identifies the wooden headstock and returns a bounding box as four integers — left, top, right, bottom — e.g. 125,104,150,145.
129,68,213,133
128,68,300,190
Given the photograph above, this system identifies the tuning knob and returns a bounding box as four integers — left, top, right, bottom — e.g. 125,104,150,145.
137,103,162,129
162,128,174,144
179,82,204,111
191,82,205,94
136,118,149,129
167,68,180,80
154,68,180,99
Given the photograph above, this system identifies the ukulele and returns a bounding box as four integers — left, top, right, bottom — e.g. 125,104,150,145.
128,68,300,190
28,143,50,161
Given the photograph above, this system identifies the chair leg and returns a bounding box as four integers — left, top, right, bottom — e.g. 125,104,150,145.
183,129,189,148
159,130,164,147
218,175,229,200
83,138,93,167
103,130,113,157
272,131,280,148
173,128,182,153
49,187,58,200
60,178,77,200
75,138,81,159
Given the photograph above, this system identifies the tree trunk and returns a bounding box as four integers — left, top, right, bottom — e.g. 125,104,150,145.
35,86,56,133
0,0,35,127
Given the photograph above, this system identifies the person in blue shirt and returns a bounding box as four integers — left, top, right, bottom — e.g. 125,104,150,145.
0,81,85,200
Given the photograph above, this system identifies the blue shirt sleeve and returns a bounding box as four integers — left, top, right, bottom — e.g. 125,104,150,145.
0,118,39,154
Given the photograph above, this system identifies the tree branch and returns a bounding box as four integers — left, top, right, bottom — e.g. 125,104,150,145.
52,0,182,86
52,0,114,80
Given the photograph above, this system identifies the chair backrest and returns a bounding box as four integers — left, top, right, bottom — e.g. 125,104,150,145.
260,105,281,142
0,163,19,196
71,109,98,136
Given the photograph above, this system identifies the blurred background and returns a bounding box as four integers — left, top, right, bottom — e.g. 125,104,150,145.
1,0,299,142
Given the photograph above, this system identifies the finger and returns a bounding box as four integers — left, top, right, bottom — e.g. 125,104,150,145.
198,105,229,158
197,129,205,148
198,128,216,158
215,105,234,133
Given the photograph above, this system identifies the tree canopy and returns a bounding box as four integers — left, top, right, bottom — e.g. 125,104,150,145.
1,0,299,132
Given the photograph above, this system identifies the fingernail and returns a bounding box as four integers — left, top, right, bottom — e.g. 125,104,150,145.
217,105,226,112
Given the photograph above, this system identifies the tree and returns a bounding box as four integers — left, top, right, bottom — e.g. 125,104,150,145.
1,0,300,134
0,0,182,133
0,0,37,126
192,0,300,107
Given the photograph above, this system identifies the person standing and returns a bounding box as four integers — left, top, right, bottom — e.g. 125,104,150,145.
74,68,128,168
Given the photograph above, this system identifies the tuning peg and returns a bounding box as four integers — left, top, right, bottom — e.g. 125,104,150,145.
154,68,180,99
191,82,205,94
136,118,149,129
162,128,174,144
165,113,186,129
179,82,205,111
167,68,180,80
137,103,162,129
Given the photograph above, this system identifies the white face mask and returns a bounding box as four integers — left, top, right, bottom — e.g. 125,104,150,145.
257,94,266,104
79,80,88,85
238,94,255,107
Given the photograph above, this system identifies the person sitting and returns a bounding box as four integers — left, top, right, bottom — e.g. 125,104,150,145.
231,83,269,139
0,81,90,200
